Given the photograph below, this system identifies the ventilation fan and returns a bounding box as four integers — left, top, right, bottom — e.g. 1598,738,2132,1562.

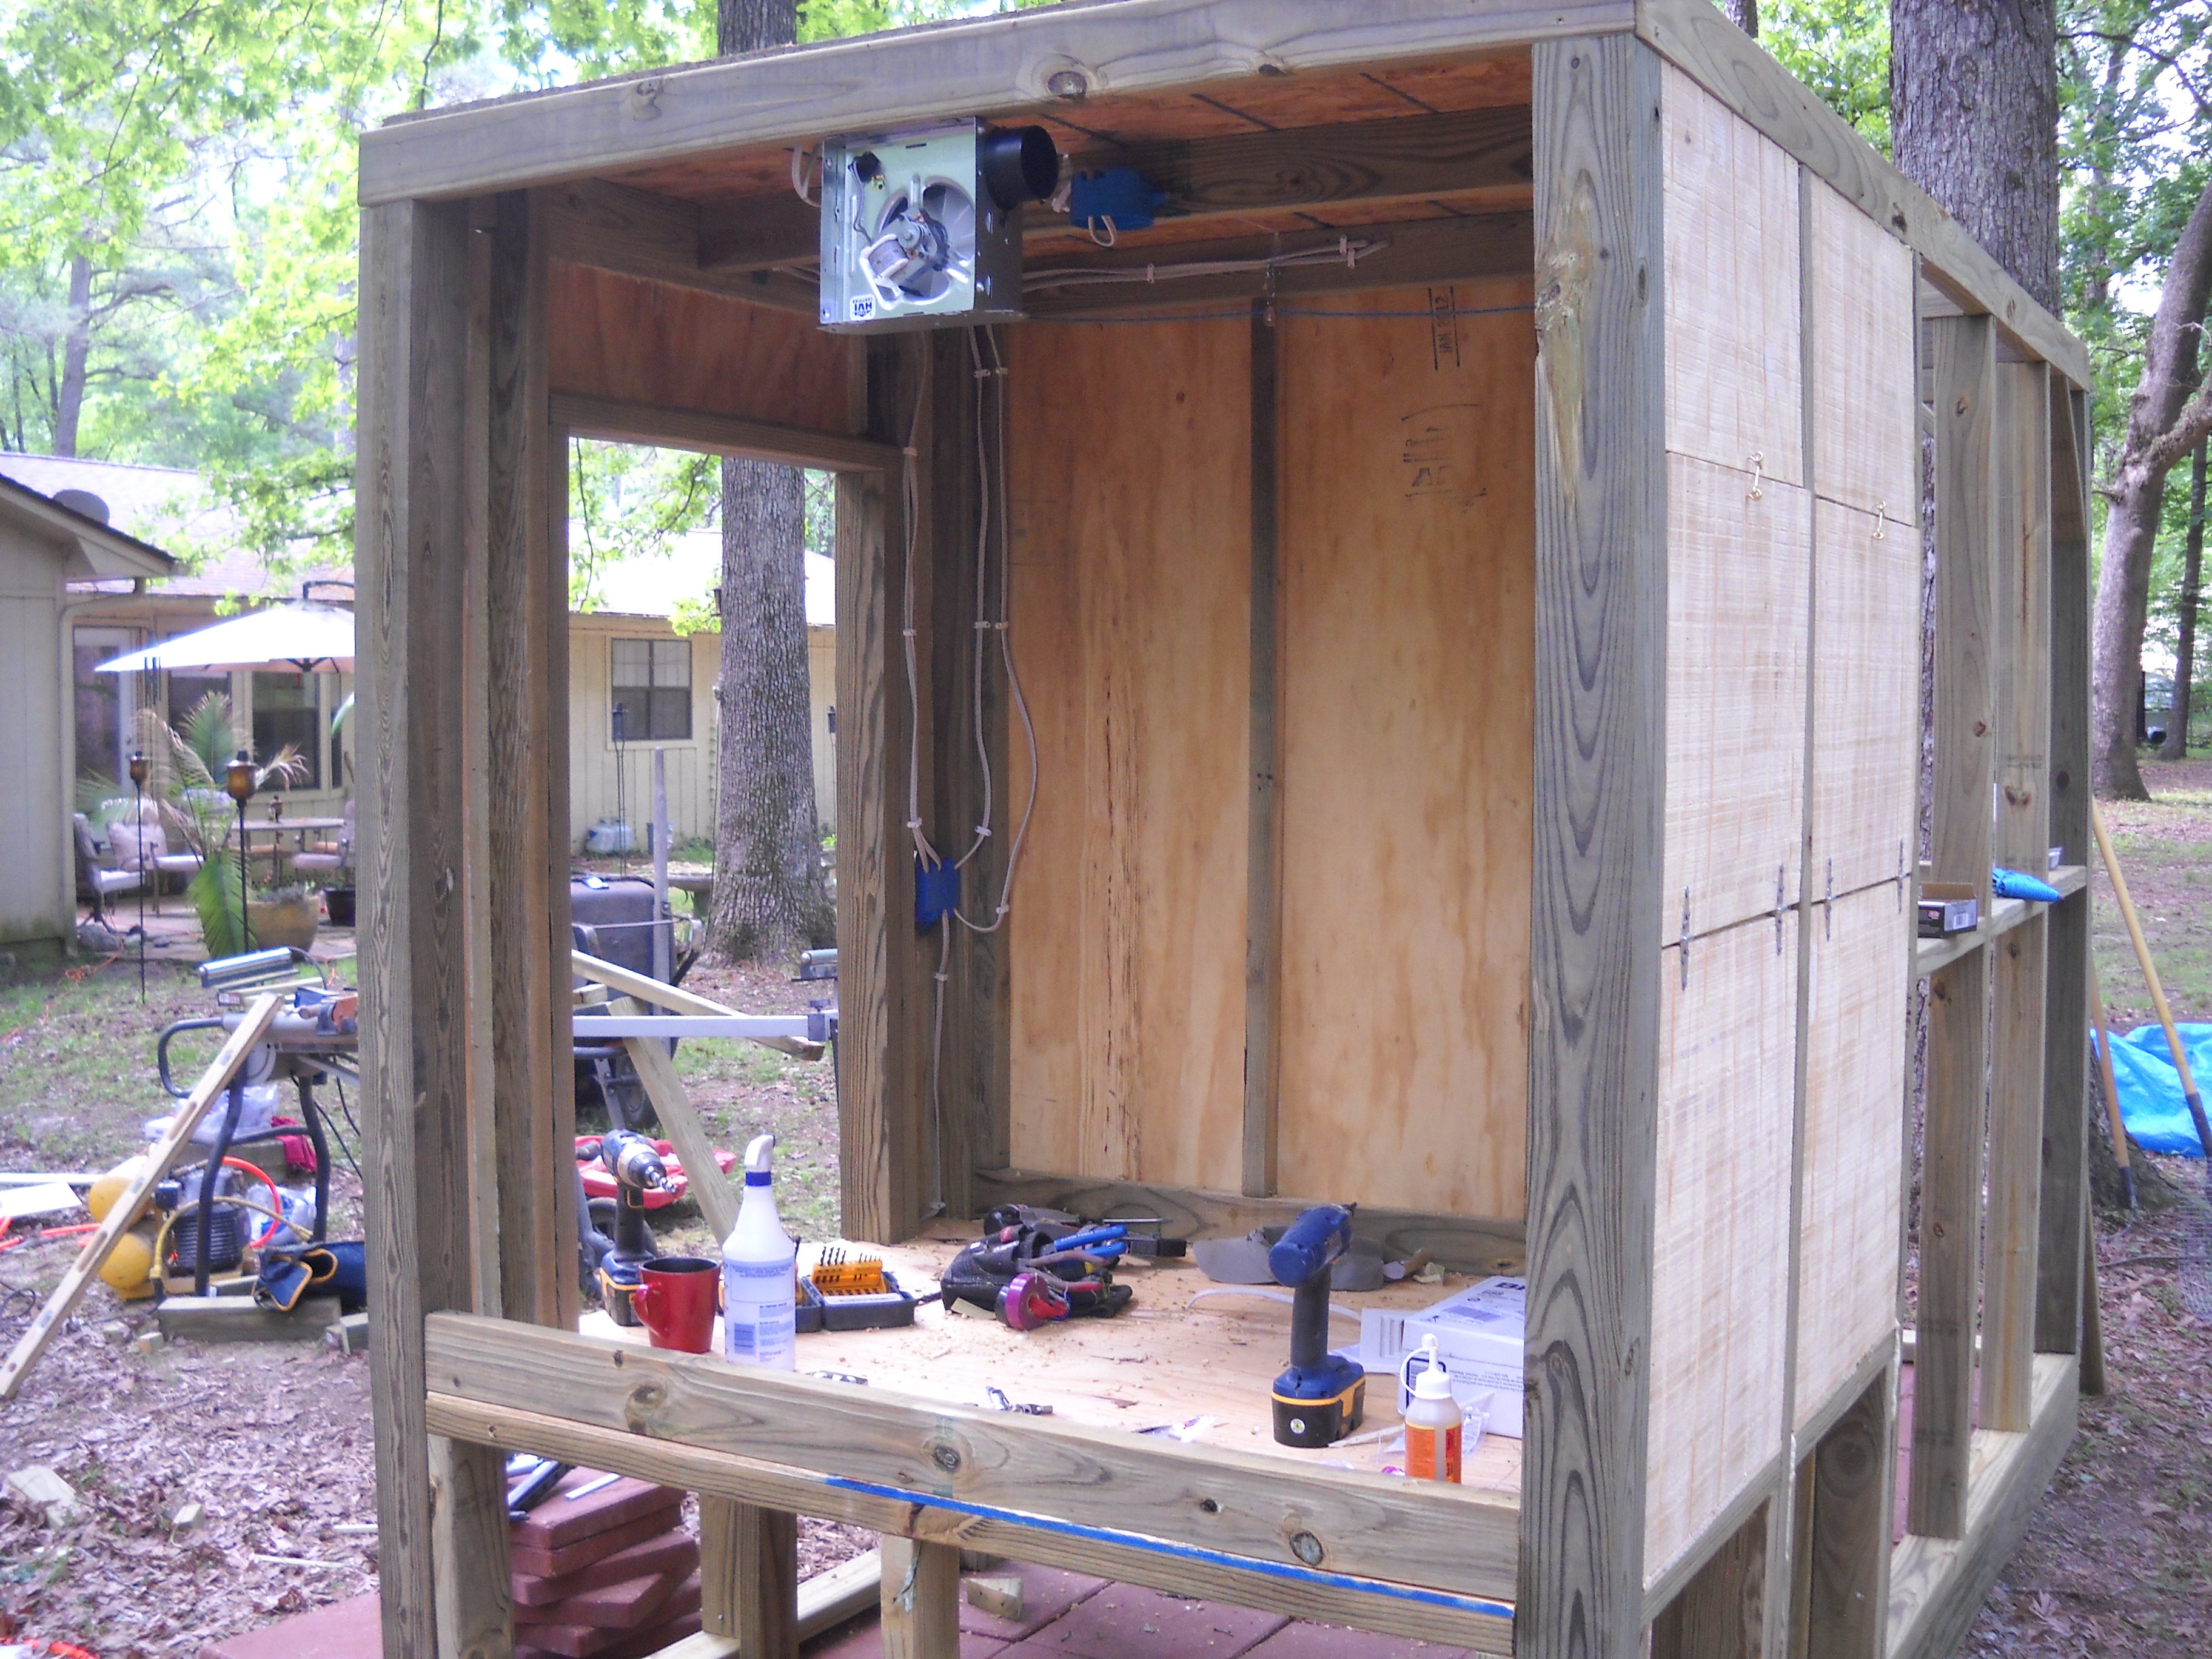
819,119,1057,333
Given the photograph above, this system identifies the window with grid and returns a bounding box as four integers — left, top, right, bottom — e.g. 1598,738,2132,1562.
611,638,691,741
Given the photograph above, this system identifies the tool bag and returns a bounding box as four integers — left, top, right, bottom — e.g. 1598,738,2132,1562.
255,1239,368,1313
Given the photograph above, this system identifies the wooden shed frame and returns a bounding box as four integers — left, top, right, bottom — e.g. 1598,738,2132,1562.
354,5,2096,1658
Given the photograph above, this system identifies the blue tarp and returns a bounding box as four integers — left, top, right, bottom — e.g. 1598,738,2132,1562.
2106,1023,2212,1156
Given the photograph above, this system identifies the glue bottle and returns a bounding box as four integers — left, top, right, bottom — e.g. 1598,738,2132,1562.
1403,1335,1463,1483
722,1133,797,1369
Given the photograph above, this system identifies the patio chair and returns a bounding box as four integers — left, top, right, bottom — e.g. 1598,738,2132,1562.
292,800,354,879
72,814,141,925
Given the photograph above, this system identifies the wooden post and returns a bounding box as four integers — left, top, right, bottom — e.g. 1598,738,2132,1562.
1650,1503,1766,1659
927,325,1004,1218
837,340,929,1241
358,195,513,1658
431,1434,515,1658
879,1534,960,1659
1983,360,2051,1432
1911,312,1997,1541
1242,298,1284,1199
487,187,577,1330
2038,379,2094,1356
1520,32,1667,1659
700,1500,799,1658
1803,1367,1890,1658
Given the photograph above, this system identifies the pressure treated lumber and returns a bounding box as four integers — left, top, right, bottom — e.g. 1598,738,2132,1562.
1803,1369,1889,1659
421,1312,1521,1602
1982,362,2052,1433
2037,378,2094,1354
431,1433,515,1657
1649,1501,1766,1659
0,993,278,1399
358,1,1635,204
1242,301,1282,1199
357,194,513,1659
1911,313,1999,1541
424,1393,1515,1652
880,1535,959,1659
922,322,1004,1226
573,949,821,1059
484,186,577,1333
699,1500,797,1658
550,392,896,474
1887,1357,2079,1659
618,1001,739,1245
1520,30,1667,1659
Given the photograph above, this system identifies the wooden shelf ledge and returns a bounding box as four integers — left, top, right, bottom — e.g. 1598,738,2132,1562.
1888,1354,2077,1659
1914,870,2083,977
421,1313,1519,1652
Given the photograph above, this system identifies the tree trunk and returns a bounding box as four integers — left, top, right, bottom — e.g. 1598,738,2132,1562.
53,253,92,457
1890,1,2060,312
1721,0,1757,36
2162,438,2208,760
706,0,816,962
2090,177,2212,799
709,459,831,959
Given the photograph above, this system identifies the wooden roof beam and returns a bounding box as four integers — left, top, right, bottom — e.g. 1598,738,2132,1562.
358,0,1629,206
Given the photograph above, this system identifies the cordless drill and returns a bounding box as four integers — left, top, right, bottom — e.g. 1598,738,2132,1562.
1269,1204,1367,1447
596,1130,670,1327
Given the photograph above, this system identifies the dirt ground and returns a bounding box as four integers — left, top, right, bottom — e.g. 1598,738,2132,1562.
0,948,866,1655
2,791,2208,1654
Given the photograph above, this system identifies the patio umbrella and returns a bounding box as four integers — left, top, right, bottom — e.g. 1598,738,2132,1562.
95,602,355,675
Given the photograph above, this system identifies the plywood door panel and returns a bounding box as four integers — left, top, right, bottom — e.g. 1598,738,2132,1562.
1661,64,1803,488
1005,314,1252,1193
1662,455,1810,945
548,264,853,437
1795,884,1910,1429
1807,180,1919,524
1276,285,1536,1221
1646,914,1797,1589
1811,499,1920,899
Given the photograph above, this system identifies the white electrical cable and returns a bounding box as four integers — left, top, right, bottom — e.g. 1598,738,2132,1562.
954,327,996,870
1025,235,1389,291
953,324,1040,936
900,346,939,874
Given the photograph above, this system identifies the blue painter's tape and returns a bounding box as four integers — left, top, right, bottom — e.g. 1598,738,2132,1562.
819,1472,1516,1622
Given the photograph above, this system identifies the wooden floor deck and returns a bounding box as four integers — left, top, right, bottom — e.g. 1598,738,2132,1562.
805,1557,1476,1659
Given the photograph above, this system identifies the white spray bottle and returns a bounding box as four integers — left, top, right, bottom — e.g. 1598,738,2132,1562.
722,1133,797,1369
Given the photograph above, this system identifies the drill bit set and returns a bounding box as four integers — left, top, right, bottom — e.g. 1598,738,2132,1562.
794,1242,921,1332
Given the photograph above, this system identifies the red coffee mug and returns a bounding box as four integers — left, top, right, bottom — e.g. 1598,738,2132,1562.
634,1256,718,1353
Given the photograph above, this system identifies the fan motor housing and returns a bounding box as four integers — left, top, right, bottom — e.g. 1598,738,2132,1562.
819,118,1045,333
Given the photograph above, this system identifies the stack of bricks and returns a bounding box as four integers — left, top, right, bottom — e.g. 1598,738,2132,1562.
510,1467,703,1659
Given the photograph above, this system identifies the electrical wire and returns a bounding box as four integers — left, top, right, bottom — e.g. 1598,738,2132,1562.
1024,235,1390,292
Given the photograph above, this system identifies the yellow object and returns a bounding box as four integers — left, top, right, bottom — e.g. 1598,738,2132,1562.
101,1223,158,1300
808,1244,886,1296
86,1156,147,1224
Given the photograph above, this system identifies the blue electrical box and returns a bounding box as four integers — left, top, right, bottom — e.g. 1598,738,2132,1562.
916,856,961,929
1068,168,1167,234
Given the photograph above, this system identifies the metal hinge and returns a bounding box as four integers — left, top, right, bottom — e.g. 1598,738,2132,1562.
1774,865,1788,955
1680,888,1692,990
1823,857,1836,941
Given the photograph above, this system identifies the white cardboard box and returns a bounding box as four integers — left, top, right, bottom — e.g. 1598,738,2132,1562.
1356,1276,1526,1439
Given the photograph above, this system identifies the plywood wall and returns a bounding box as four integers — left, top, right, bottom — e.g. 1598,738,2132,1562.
1795,884,1911,1428
1661,65,1803,490
548,264,854,435
1807,181,1921,898
1662,456,1810,945
1275,286,1535,1220
1004,314,1253,1191
1646,915,1798,1587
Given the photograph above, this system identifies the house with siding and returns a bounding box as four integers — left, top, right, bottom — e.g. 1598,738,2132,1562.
0,455,835,860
